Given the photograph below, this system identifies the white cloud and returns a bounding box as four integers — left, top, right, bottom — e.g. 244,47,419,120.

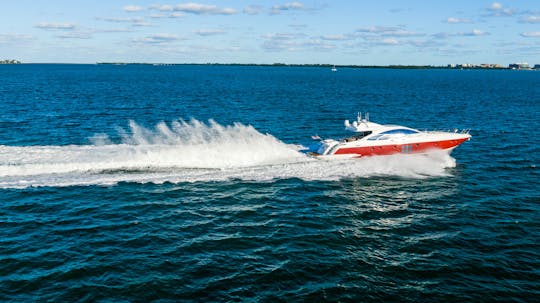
95,28,133,33
301,39,335,50
432,32,451,39
98,17,152,27
177,3,236,14
149,12,185,18
0,33,34,44
36,23,76,30
100,17,135,22
273,2,304,10
123,5,144,12
436,47,481,57
271,2,305,14
262,32,306,40
169,12,185,18
151,3,236,15
150,5,174,11
320,34,349,41
243,5,263,15
261,39,295,51
380,38,399,45
57,31,93,39
357,26,401,33
465,29,490,36
520,32,540,37
261,32,334,51
433,29,489,39
486,2,516,16
489,2,502,10
288,24,307,29
346,25,430,48
149,13,167,18
445,17,472,24
499,8,515,16
356,26,423,37
520,16,540,23
194,29,226,36
133,33,181,44
406,39,444,48
384,30,423,37
132,21,152,27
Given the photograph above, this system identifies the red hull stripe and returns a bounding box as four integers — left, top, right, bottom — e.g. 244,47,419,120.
334,138,469,156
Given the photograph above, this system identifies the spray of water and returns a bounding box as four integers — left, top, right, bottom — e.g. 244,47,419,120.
0,119,456,188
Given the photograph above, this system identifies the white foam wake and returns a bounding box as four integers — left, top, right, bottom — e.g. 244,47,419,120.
0,119,456,188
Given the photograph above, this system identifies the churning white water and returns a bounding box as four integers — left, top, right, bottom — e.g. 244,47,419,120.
0,120,455,188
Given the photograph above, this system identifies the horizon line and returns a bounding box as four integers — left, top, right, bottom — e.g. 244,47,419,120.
2,62,539,69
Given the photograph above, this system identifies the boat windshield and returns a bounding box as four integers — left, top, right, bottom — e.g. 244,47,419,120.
379,129,418,135
343,131,372,142
367,128,419,140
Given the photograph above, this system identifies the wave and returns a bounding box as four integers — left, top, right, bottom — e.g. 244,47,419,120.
0,119,456,188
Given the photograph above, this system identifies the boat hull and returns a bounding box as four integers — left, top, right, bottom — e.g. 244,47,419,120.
306,113,471,158
334,137,470,157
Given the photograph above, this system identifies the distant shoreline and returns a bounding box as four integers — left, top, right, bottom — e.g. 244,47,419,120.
0,59,22,64
2,61,538,70
94,63,462,69
96,62,454,69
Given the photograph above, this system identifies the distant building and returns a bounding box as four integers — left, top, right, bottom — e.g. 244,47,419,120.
480,63,502,68
509,62,530,69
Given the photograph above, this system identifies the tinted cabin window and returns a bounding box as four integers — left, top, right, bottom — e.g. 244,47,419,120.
355,131,372,139
380,129,418,135
344,131,372,142
368,129,418,140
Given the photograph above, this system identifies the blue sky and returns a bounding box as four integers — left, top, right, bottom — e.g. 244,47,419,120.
1,0,539,65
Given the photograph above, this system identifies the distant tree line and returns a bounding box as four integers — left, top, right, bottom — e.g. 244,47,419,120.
0,59,21,64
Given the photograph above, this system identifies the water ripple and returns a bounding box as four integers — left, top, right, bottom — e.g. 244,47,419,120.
1,67,539,302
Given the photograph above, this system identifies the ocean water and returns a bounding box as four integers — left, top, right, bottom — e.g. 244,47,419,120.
0,64,539,302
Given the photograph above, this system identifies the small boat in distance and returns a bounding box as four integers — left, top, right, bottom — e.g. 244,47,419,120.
306,113,471,158
331,65,337,72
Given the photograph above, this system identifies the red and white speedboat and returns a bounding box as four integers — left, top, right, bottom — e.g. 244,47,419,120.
307,113,471,158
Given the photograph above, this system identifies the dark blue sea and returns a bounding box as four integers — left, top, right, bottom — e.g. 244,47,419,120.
1,64,539,302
